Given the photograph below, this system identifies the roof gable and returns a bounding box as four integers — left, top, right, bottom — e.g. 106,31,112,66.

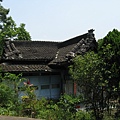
49,29,97,65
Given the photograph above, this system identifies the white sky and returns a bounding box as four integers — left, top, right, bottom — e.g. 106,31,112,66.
2,0,120,41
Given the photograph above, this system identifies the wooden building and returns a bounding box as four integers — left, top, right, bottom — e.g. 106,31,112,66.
0,29,97,99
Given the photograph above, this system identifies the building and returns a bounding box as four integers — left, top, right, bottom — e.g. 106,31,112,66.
0,29,97,99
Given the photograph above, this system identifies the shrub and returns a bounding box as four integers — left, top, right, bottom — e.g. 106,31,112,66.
37,94,84,120
0,83,15,108
0,107,18,116
75,111,95,120
58,94,82,113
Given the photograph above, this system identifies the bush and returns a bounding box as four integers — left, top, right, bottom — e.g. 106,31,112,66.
37,94,86,120
0,83,15,108
75,111,95,120
0,75,96,120
0,107,17,116
58,94,82,113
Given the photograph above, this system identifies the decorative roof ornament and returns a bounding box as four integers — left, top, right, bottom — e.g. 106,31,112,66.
88,29,95,38
3,39,23,59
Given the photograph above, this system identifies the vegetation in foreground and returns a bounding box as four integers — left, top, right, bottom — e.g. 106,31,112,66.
0,73,119,120
0,73,94,120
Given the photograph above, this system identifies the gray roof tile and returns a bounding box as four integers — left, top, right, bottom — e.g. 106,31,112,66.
0,29,97,72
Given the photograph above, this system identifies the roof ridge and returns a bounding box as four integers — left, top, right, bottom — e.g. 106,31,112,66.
12,40,60,43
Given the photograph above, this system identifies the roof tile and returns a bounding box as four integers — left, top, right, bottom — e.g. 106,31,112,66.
0,64,52,72
1,29,97,72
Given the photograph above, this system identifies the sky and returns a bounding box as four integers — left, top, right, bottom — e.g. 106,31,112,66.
1,0,120,41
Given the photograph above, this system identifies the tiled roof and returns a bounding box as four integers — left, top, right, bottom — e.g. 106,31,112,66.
48,34,88,64
0,29,97,72
0,63,52,72
2,40,59,60
49,30,97,64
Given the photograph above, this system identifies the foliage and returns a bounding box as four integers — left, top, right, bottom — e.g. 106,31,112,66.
36,95,93,120
69,51,106,110
22,81,36,100
0,107,17,116
0,72,114,119
3,73,25,96
55,94,82,120
69,29,120,119
0,3,9,28
0,2,31,56
1,16,17,39
0,73,26,116
21,85,84,119
0,72,39,117
75,111,95,120
58,94,82,113
69,51,107,119
0,83,15,108
21,81,37,117
98,29,120,100
0,3,9,55
15,23,31,40
98,29,120,119
0,3,31,40
69,50,120,119
1,28,120,119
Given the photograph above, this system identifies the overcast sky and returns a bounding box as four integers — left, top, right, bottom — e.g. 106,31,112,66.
2,0,120,41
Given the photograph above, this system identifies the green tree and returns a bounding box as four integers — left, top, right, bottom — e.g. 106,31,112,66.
16,23,31,40
0,1,31,40
0,1,31,55
0,2,9,55
69,29,120,119
98,29,120,105
2,16,17,39
69,51,105,119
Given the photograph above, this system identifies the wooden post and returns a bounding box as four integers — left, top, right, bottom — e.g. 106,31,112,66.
74,82,77,95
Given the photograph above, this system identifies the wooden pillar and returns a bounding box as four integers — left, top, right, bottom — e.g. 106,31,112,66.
74,82,77,95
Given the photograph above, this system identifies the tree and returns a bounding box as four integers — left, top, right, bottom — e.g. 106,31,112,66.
69,29,120,119
69,51,106,119
0,3,9,55
0,2,31,55
98,29,120,118
15,23,31,40
2,16,17,39
0,1,31,40
98,29,120,103
0,2,9,29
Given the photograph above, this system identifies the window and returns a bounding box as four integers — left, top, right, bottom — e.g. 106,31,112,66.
41,85,50,89
52,84,60,89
